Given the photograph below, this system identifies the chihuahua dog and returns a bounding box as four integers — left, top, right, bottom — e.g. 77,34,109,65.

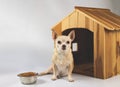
40,30,75,82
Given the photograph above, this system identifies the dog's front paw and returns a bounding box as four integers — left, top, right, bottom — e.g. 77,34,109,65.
51,75,57,81
68,78,74,82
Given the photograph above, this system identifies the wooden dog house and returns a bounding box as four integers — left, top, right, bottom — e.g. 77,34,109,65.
52,6,120,79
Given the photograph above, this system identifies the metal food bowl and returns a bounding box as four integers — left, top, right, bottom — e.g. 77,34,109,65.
17,72,38,85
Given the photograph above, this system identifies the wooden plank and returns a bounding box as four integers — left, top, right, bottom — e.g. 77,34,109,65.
105,11,120,21
78,12,85,28
93,22,98,77
52,23,62,35
69,11,77,28
104,11,120,25
94,25,105,79
90,10,118,29
89,19,94,32
96,11,120,28
117,31,120,74
84,17,94,32
75,6,111,11
62,17,69,31
105,30,117,78
76,9,115,30
76,11,79,27
85,17,89,29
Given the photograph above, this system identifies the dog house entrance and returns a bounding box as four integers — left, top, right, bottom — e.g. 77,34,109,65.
62,28,94,76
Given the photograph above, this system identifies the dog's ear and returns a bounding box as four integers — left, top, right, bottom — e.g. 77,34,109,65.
68,30,75,41
52,30,58,40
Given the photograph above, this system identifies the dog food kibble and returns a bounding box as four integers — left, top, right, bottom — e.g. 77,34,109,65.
18,72,36,77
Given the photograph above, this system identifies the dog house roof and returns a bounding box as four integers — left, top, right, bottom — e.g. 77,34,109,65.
52,6,120,31
75,6,120,30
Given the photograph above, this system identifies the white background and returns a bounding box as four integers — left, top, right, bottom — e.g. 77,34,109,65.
0,0,120,74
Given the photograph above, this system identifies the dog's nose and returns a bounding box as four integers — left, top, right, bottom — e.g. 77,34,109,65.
62,45,66,50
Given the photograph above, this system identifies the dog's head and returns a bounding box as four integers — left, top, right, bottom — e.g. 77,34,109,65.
52,30,75,54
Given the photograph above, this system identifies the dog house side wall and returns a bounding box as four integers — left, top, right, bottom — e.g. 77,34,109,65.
105,30,120,78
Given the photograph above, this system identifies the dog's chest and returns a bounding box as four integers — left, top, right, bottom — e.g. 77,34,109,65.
55,54,70,73
56,54,70,65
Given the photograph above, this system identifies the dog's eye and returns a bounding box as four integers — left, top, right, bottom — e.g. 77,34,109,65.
58,41,61,44
66,41,70,44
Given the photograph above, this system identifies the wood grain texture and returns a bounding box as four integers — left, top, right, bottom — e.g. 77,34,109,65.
69,11,77,28
117,31,120,74
105,30,117,78
52,6,120,79
75,6,110,11
75,7,120,29
62,17,69,31
78,12,85,28
52,23,62,35
95,26,105,79
93,22,99,77
85,17,94,32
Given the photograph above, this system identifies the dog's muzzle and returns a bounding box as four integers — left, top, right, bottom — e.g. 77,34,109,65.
62,45,66,50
